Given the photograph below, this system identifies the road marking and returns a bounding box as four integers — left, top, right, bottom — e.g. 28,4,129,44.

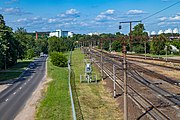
13,92,16,95
5,99,8,102
19,87,22,90
28,79,30,82
24,82,26,85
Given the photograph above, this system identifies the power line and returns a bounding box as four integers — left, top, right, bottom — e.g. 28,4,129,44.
141,0,180,21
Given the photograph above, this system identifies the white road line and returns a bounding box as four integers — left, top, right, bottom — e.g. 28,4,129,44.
13,92,16,95
28,79,30,82
19,87,22,90
24,82,26,85
5,99,8,102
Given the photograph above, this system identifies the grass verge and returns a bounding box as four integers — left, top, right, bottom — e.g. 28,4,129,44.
0,72,22,81
72,48,123,120
0,59,33,81
36,59,72,120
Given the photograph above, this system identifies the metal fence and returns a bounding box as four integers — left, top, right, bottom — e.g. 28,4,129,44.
68,50,84,120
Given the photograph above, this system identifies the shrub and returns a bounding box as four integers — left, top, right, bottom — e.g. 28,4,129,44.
112,40,122,52
26,49,35,59
133,44,144,53
50,52,68,67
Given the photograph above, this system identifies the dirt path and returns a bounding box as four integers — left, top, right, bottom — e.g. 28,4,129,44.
0,85,8,93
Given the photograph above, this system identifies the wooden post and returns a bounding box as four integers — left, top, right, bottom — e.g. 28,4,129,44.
113,64,116,98
123,42,128,120
100,38,103,80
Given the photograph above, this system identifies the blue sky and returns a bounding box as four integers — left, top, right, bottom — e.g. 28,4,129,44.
0,0,180,34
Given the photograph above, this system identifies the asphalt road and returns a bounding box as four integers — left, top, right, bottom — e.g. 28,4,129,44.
0,56,47,120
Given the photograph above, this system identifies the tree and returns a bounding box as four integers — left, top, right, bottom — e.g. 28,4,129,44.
0,14,19,69
14,27,36,59
35,38,48,55
48,36,74,53
131,23,149,53
112,40,122,52
150,34,168,55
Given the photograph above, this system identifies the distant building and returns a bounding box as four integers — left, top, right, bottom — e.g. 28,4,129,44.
68,31,74,37
49,30,74,38
88,32,101,36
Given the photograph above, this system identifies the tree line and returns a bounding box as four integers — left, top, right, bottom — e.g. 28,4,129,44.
0,14,48,70
75,23,180,55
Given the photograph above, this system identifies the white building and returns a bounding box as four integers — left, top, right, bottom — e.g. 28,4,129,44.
68,31,74,37
49,30,73,38
88,32,101,36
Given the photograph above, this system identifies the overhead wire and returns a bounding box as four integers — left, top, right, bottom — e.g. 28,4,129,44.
141,0,180,21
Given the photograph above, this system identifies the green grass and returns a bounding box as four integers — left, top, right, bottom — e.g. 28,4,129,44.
0,59,33,81
11,59,33,71
142,53,180,57
72,48,123,120
36,59,72,120
0,72,22,81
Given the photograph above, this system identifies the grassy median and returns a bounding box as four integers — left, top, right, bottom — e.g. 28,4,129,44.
72,48,123,120
36,59,72,120
0,59,32,81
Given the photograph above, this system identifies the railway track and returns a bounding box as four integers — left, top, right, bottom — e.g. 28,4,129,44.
127,54,180,64
93,48,180,71
87,48,180,120
91,48,180,86
93,57,170,120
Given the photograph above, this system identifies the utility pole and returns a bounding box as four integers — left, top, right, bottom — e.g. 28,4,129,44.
144,36,147,60
113,64,116,98
119,21,141,52
119,20,141,120
165,45,168,62
122,41,128,120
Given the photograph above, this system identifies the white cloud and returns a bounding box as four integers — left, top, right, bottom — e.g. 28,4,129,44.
151,31,156,35
169,15,180,21
158,14,180,27
0,7,31,16
158,22,165,26
66,9,79,15
48,18,57,23
158,30,164,34
173,28,179,33
95,14,115,21
16,17,47,26
16,18,27,22
127,9,147,15
101,9,115,15
159,17,167,21
60,9,80,18
5,0,19,4
164,28,172,33
95,9,116,22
